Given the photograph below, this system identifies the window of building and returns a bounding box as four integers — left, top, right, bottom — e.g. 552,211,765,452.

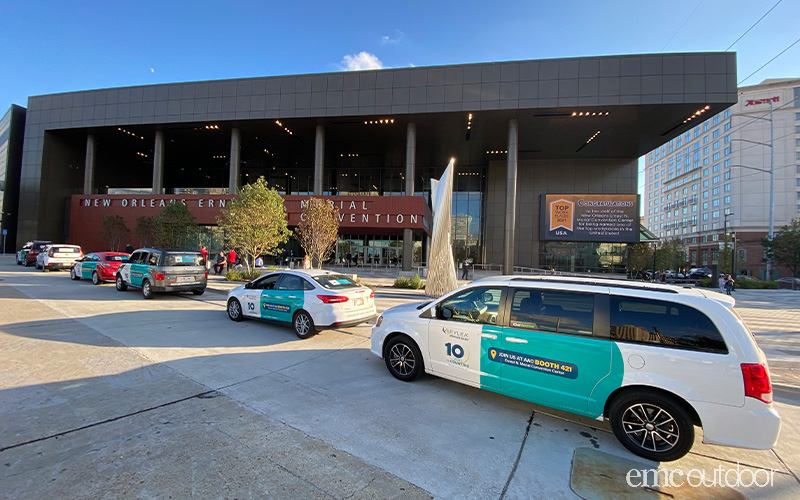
724,195,730,204
713,115,721,126
703,190,709,198
713,199,720,207
703,179,709,187
703,122,710,132
713,129,720,138
713,141,720,150
713,152,720,160
725,122,731,131
703,136,709,144
724,183,730,191
713,175,720,184
703,202,708,209
724,135,730,144
713,187,720,195
724,110,731,119
712,210,720,218
724,147,731,155
712,164,720,172
724,159,730,167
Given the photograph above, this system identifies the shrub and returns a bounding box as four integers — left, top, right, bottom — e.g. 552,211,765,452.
394,274,425,289
735,279,778,290
225,269,263,281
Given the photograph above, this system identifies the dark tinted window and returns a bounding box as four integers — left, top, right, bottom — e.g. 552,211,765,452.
509,289,594,336
254,274,280,290
130,251,146,264
104,255,129,262
277,274,307,291
609,296,727,353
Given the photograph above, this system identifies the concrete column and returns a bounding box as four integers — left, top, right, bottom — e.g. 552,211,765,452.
503,119,518,275
153,131,164,194
229,128,240,194
314,125,324,194
83,134,96,194
403,123,416,271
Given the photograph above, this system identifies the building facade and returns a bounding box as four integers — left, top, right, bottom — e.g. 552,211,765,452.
0,105,26,253
16,53,737,272
643,78,800,278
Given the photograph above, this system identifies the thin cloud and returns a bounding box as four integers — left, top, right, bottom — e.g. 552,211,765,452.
340,52,384,71
380,30,407,45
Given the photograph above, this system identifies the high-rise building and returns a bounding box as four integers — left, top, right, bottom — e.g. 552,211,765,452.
642,78,800,279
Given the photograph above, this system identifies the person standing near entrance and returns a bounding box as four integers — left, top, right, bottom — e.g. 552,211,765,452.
461,258,470,280
227,248,237,273
199,245,209,270
125,243,134,254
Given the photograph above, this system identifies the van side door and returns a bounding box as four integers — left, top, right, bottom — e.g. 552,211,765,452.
498,288,612,416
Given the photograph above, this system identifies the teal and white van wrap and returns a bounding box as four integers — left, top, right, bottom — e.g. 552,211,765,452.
429,321,624,419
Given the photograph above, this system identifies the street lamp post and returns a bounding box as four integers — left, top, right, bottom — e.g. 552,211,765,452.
723,211,734,275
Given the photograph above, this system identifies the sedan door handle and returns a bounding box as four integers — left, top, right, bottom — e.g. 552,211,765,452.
288,296,297,299
480,333,498,340
506,337,528,344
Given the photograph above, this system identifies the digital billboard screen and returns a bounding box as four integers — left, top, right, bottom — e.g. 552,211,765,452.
540,194,639,243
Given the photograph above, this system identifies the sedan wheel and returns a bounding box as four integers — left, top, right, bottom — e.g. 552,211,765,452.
92,271,101,285
70,268,80,280
609,390,694,462
227,298,244,321
292,310,316,339
384,336,423,381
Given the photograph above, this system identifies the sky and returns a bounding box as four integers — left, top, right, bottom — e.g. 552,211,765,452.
1,0,798,203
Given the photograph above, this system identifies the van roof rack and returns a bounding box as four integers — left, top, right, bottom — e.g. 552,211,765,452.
508,276,680,294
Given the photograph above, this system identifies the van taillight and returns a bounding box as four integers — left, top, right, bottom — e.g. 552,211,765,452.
317,294,348,304
741,363,773,404
155,273,165,281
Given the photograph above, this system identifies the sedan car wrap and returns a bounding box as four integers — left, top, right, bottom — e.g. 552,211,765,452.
71,252,130,284
226,269,376,339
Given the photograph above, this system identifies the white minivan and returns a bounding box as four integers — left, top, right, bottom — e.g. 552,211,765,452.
370,276,780,462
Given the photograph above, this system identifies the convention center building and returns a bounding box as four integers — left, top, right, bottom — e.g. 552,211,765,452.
9,52,737,272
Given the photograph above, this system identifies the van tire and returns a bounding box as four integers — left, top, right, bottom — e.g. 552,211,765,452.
609,390,694,462
384,336,423,382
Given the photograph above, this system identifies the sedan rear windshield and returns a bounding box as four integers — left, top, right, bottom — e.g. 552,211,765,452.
163,253,204,266
313,274,359,289
52,247,81,253
105,255,129,262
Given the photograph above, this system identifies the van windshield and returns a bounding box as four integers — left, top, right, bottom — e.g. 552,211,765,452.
164,253,204,266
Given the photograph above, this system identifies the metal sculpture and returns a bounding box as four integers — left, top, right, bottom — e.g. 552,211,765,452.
426,159,458,298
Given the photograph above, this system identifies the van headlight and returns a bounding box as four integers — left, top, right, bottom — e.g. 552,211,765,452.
376,316,383,327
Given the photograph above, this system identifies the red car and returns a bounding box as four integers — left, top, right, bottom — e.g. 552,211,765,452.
24,240,52,267
71,252,130,284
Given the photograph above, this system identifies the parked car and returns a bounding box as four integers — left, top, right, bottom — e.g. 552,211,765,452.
38,244,83,271
688,268,712,279
370,275,780,462
226,269,376,339
777,277,800,290
71,252,130,284
16,242,33,265
24,240,52,267
34,244,51,268
115,248,207,298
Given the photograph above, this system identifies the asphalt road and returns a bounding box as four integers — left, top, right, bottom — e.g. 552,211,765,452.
1,258,799,499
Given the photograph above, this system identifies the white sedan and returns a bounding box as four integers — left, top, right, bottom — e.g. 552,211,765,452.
226,269,376,339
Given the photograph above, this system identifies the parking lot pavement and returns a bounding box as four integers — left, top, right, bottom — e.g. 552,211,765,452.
1,257,799,499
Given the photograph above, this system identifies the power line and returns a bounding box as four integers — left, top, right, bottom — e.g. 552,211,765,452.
726,0,782,51
739,36,800,85
661,0,705,52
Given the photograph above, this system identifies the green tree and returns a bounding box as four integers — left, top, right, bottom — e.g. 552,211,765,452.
625,242,653,277
100,215,129,251
654,239,688,273
153,202,199,249
762,219,800,278
217,176,291,270
295,197,340,268
134,216,155,248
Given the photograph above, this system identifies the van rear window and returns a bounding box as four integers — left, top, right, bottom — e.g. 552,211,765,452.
163,253,204,266
609,296,727,353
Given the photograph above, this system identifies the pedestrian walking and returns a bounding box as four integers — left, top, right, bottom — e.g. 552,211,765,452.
461,258,470,280
725,275,734,295
718,274,726,293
